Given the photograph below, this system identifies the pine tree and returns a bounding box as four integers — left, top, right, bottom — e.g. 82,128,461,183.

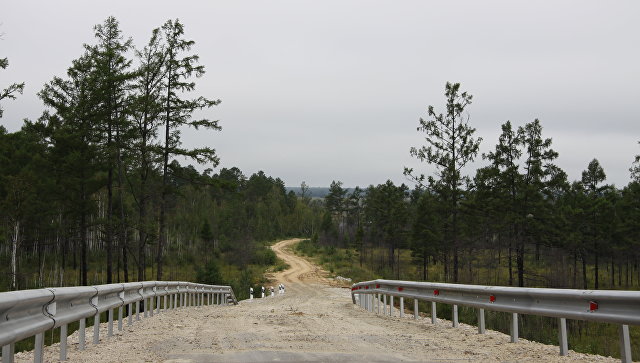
405,82,481,282
39,53,102,286
86,16,134,283
0,56,25,118
131,26,167,281
581,158,607,289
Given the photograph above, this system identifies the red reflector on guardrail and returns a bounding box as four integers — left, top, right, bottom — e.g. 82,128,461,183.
398,287,404,292
489,295,496,302
376,284,380,288
434,289,439,296
365,286,369,289
589,301,598,311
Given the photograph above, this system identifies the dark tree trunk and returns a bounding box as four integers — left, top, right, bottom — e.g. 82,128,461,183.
517,243,524,287
582,253,588,290
508,241,513,286
107,164,113,284
594,241,599,290
611,257,615,288
423,252,428,281
80,209,88,286
573,251,577,288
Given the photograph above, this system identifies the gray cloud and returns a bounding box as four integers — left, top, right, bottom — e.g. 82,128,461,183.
2,0,639,187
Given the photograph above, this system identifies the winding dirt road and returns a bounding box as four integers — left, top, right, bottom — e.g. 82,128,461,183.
14,239,621,362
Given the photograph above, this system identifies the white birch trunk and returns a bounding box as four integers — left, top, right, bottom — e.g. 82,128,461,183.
11,220,20,290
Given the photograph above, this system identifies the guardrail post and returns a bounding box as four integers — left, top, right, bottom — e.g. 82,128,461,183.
510,313,519,343
383,294,387,315
79,318,86,350
431,301,437,324
93,312,100,344
620,324,631,363
150,295,155,317
2,343,15,363
60,323,68,361
400,297,404,318
34,332,44,363
452,305,459,327
414,299,418,319
558,318,567,356
390,296,394,316
128,303,133,325
164,295,168,311
136,300,140,321
118,305,124,331
478,308,485,334
108,308,114,336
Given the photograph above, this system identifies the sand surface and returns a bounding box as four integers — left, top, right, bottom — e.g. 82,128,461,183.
12,238,623,362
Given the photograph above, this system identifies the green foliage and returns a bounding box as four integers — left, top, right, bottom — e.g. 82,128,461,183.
195,260,224,285
0,56,25,119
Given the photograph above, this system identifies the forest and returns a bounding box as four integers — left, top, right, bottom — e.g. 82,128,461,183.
317,83,640,293
1,17,639,297
0,17,322,295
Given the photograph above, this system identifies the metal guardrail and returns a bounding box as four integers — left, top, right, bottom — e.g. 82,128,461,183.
0,281,237,363
351,279,640,363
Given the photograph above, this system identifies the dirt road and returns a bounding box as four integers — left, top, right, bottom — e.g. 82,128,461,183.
14,238,621,362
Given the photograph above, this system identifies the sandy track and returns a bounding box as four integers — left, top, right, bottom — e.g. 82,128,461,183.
13,239,622,362
268,238,335,289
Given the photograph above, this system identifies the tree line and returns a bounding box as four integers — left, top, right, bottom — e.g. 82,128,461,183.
319,82,640,290
0,17,322,291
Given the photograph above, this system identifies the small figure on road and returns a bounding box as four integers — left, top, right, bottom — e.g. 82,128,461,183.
270,286,275,297
250,287,254,300
261,286,265,298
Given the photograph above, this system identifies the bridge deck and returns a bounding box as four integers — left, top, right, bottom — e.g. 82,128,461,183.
11,239,620,362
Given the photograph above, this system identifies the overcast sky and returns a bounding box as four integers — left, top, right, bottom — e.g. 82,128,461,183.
2,1,639,187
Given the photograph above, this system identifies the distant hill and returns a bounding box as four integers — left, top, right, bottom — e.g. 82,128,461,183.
286,187,356,198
